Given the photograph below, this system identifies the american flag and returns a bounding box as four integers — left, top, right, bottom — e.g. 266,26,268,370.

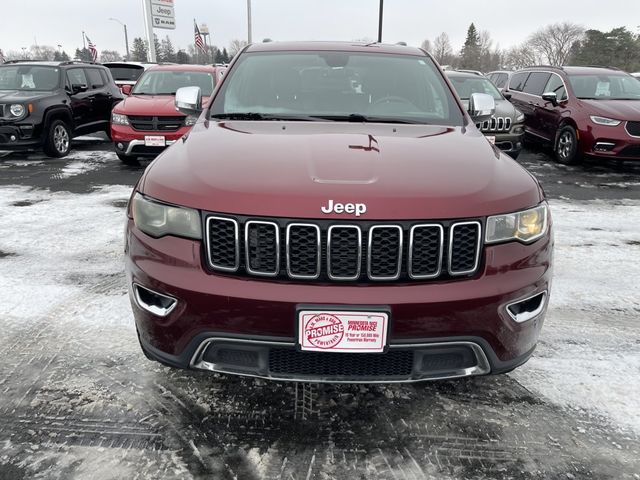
85,35,98,62
0,49,5,64
194,20,206,54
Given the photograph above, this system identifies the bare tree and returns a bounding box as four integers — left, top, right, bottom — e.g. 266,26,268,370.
527,22,585,66
100,50,122,62
420,39,432,54
432,32,453,64
29,45,56,61
228,39,248,58
504,43,543,69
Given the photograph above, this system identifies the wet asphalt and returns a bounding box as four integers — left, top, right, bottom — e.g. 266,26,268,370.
0,136,639,480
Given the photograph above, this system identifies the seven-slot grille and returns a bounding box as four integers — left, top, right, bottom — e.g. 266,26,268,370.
476,116,512,132
205,216,482,283
128,115,185,132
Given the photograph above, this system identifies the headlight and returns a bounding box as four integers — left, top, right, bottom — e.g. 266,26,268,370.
486,203,549,244
10,104,25,117
111,112,129,125
132,193,202,239
185,114,198,126
590,116,621,126
514,109,525,123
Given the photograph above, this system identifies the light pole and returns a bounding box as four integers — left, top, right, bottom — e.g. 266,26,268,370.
247,0,252,44
109,17,130,60
377,0,383,43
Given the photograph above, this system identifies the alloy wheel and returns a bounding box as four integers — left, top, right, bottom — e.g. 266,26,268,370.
53,125,70,154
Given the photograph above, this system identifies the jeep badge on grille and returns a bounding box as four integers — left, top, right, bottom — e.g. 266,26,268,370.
321,200,367,216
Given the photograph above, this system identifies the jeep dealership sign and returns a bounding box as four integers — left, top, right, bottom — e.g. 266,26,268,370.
151,0,175,30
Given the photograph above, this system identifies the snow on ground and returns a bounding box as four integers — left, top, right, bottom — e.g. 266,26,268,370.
0,185,639,437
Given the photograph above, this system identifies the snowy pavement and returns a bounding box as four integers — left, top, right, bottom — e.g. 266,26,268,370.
0,143,639,479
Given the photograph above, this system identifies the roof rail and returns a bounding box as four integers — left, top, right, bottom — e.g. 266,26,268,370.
529,65,564,70
60,60,100,66
3,59,43,64
584,65,621,71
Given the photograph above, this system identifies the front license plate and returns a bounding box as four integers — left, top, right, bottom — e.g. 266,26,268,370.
486,135,496,145
298,310,389,353
144,135,166,147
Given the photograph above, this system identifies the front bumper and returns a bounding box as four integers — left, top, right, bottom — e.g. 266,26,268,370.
126,219,553,383
488,129,524,158
580,123,640,160
0,124,42,150
111,123,190,157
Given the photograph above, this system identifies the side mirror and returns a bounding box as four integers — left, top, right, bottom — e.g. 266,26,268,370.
121,84,132,95
468,93,495,123
175,86,203,115
542,92,559,106
502,92,512,100
71,84,88,94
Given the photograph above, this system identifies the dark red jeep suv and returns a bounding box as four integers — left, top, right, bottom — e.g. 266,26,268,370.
125,42,553,383
507,66,640,164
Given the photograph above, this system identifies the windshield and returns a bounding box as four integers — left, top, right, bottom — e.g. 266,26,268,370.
107,65,145,82
448,76,503,101
132,70,214,96
210,51,464,125
568,74,640,100
0,65,60,91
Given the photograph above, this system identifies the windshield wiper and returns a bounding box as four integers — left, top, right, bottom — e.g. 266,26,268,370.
210,112,322,121
311,113,424,124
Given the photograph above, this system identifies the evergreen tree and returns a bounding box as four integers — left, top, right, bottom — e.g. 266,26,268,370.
74,47,93,62
159,36,176,63
53,50,70,61
460,23,481,70
131,38,148,62
222,48,230,63
176,49,190,64
153,34,161,60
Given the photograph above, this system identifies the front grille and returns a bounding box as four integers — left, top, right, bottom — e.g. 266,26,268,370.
626,121,640,137
128,115,185,132
204,215,483,283
269,349,414,377
477,116,512,132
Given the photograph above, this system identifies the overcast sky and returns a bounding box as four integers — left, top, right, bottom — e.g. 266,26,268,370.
3,0,640,56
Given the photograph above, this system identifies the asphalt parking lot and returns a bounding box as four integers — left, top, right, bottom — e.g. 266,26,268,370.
0,136,639,480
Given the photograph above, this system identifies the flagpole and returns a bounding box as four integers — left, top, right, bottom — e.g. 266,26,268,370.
82,31,86,49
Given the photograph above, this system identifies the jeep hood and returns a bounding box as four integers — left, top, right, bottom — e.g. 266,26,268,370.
0,90,53,103
142,121,542,220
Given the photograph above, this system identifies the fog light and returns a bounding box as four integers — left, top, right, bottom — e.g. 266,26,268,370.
117,142,124,150
10,135,16,142
506,291,547,323
593,142,615,152
132,283,177,317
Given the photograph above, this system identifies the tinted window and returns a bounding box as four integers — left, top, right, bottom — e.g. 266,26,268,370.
509,72,529,92
523,72,552,95
86,68,104,89
543,74,567,100
107,65,145,82
568,73,640,100
133,70,215,96
66,68,87,87
0,65,60,91
211,51,464,126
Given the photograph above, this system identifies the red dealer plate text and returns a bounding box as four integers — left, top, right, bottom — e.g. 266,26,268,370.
298,310,389,353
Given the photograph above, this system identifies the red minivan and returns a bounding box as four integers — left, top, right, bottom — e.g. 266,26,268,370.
125,42,553,383
111,64,217,163
506,66,640,164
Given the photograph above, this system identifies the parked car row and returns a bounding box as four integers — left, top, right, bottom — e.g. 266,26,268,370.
0,60,227,160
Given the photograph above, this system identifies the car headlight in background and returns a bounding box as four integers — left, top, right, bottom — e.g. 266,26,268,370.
132,193,202,239
9,104,26,118
111,112,130,125
185,114,198,126
590,116,621,126
514,109,525,123
486,203,549,244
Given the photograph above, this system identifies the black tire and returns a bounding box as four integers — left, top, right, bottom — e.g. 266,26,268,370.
43,119,71,158
116,151,138,165
555,125,582,165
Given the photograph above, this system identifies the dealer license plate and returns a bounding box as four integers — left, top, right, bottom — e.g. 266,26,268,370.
298,310,389,353
144,135,166,147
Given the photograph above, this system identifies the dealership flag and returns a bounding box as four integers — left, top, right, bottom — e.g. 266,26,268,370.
194,20,206,53
85,34,98,62
0,49,5,63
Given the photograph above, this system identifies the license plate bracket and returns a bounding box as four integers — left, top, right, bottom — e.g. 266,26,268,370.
296,305,390,353
144,135,166,147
